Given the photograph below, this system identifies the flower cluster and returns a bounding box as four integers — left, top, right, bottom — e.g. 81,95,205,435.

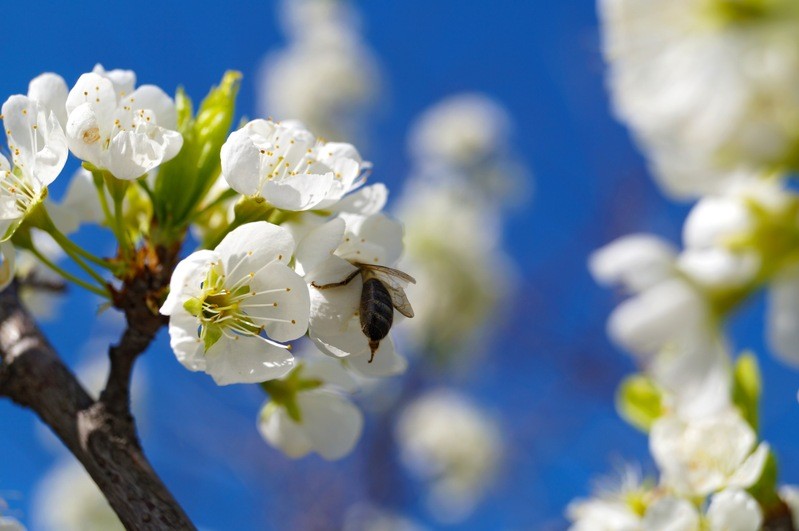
257,0,380,142
601,0,799,198
0,66,413,462
572,0,799,527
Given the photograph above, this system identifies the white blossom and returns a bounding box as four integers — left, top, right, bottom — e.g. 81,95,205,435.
590,234,733,418
394,180,511,356
259,0,380,142
706,488,763,531
600,0,799,197
160,222,309,385
396,390,501,523
257,350,363,460
32,459,121,531
221,119,367,211
295,213,408,376
409,93,511,170
27,73,68,128
0,94,68,240
64,67,182,180
640,495,699,531
650,409,769,497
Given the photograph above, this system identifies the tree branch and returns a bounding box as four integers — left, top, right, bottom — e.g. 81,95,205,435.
0,283,195,530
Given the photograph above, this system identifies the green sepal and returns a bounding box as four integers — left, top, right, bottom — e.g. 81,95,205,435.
616,374,664,432
202,324,223,351
259,364,325,424
183,297,203,317
732,352,761,431
748,450,780,511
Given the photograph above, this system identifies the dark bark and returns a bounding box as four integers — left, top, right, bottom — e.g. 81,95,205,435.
0,273,194,529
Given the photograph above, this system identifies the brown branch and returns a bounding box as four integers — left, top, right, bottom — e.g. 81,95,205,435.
0,275,194,529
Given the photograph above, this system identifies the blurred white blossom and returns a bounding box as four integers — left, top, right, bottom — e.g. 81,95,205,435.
32,459,122,531
258,0,380,142
600,0,799,197
396,389,501,523
650,408,769,497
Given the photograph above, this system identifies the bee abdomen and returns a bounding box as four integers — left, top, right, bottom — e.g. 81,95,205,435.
360,278,394,347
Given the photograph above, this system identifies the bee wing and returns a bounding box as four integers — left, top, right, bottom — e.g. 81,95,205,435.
356,263,416,284
379,274,415,318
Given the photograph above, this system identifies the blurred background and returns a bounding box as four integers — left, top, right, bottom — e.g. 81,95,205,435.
0,1,798,529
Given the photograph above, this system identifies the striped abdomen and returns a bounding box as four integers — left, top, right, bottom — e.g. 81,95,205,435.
360,278,394,361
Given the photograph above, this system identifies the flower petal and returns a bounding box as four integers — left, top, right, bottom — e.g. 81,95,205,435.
261,172,335,211
3,95,68,185
299,389,363,460
295,217,346,276
126,85,178,130
244,262,310,343
346,337,407,377
160,249,216,315
205,334,294,385
28,73,68,127
215,221,295,282
257,402,313,458
706,489,762,531
66,73,117,128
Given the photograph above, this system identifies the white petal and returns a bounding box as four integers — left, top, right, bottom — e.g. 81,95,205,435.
728,443,770,489
66,73,117,127
298,390,363,460
205,334,294,385
92,64,136,98
244,262,310,342
167,306,206,372
261,172,335,211
160,249,216,315
589,234,677,292
339,213,404,266
678,248,759,289
333,183,388,215
608,279,706,355
305,255,359,287
642,496,699,531
346,337,407,377
106,127,171,180
65,102,105,168
3,95,67,185
295,217,346,276
683,197,753,249
215,221,295,282
220,127,264,196
707,489,762,531
768,264,799,366
309,279,362,346
257,402,313,458
126,85,177,130
28,73,68,127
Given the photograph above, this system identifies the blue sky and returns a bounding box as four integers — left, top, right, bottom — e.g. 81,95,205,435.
1,1,798,529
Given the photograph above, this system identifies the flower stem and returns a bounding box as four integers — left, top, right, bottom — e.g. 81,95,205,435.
28,245,109,298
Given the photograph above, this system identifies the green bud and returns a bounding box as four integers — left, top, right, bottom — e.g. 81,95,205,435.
616,374,664,432
153,71,242,236
733,352,761,431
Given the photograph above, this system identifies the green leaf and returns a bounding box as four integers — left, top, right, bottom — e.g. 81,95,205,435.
616,374,664,432
733,352,761,431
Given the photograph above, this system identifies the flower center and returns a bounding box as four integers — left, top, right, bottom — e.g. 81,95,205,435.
183,263,261,350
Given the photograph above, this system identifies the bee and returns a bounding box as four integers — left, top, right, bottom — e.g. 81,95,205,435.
312,263,416,362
